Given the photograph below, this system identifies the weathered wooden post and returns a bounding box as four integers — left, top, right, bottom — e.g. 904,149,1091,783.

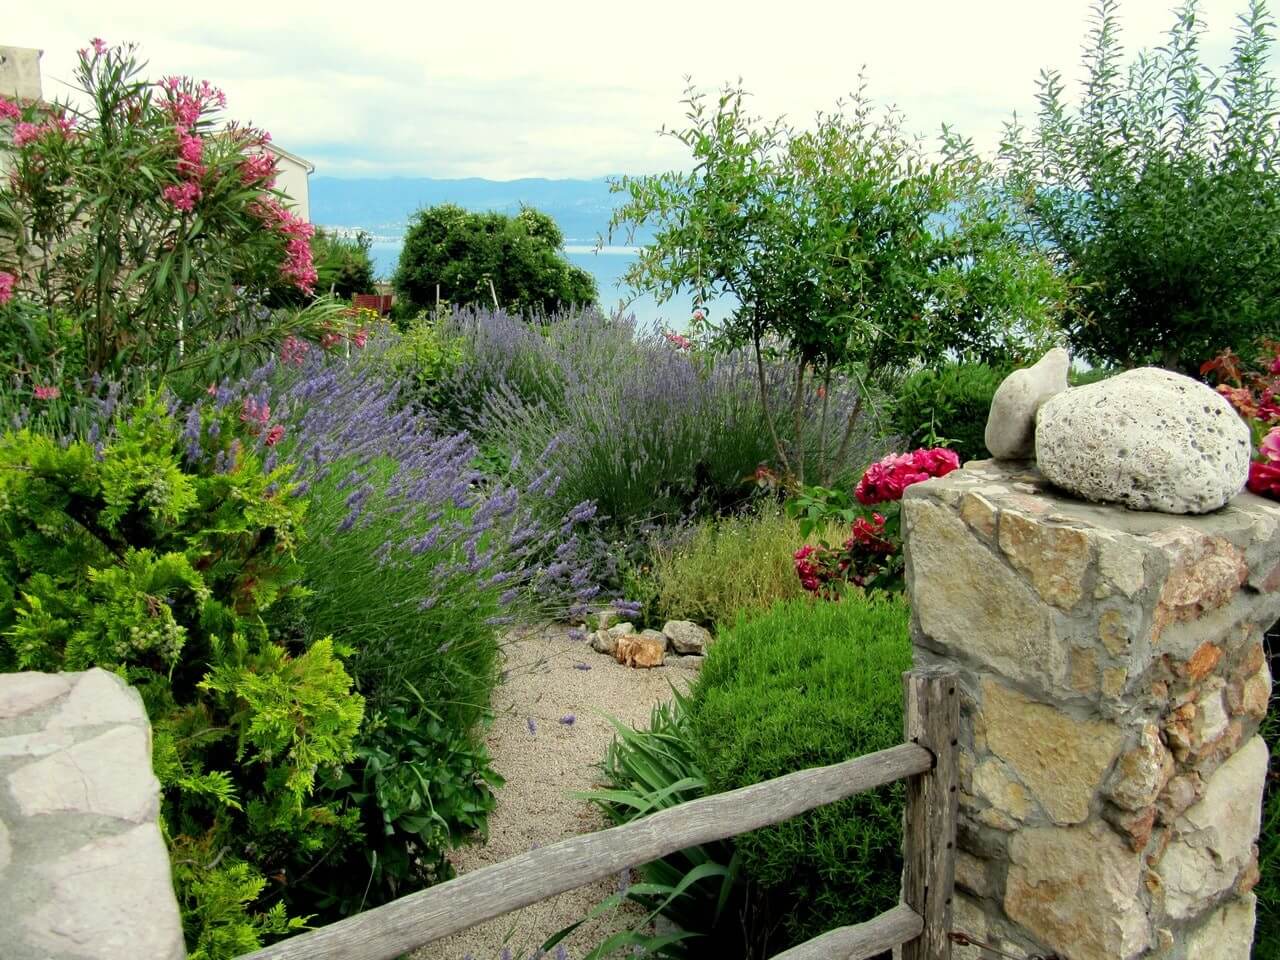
902,669,959,960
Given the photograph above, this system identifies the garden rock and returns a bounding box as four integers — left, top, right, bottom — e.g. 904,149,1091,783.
663,654,706,671
589,622,635,656
1035,367,1251,513
984,347,1069,460
662,620,712,655
615,632,666,669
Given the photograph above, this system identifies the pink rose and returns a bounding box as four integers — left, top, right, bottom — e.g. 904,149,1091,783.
1260,427,1280,463
1248,458,1280,499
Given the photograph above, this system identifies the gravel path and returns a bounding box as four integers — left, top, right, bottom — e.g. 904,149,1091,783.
424,624,692,960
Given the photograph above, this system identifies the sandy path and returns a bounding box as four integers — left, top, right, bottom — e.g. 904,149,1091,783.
423,624,692,960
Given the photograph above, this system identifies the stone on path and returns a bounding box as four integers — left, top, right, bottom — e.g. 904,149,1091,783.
615,631,666,668
661,620,712,655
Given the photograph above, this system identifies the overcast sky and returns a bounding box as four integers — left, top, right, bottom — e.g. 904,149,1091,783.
9,1,1272,180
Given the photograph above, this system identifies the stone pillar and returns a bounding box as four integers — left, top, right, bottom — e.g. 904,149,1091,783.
0,669,185,960
901,460,1280,960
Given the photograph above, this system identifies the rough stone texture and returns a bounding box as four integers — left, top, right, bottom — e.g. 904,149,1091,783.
0,669,184,960
1153,735,1267,919
982,678,1123,824
903,459,1278,960
1036,367,1252,514
984,346,1069,460
614,631,666,668
1005,822,1150,960
661,620,712,655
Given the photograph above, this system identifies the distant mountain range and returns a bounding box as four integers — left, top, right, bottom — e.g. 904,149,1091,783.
309,176,654,245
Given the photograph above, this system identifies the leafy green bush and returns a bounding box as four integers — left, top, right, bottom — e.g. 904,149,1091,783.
1001,0,1280,372
393,204,596,317
631,507,851,630
381,312,468,412
0,393,364,957
590,595,912,957
890,362,1009,462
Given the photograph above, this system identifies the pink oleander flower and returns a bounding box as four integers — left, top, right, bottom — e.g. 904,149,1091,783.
320,330,343,350
240,150,278,187
692,307,706,322
0,271,14,306
279,335,310,366
177,131,204,176
162,181,201,212
350,327,369,349
91,38,108,55
664,331,692,351
264,424,286,447
33,384,60,400
240,397,270,427
0,97,19,122
13,122,42,147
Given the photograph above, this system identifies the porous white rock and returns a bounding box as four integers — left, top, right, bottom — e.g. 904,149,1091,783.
1035,368,1251,514
984,347,1070,460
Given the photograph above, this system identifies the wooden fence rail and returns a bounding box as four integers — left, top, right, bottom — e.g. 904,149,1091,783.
240,669,958,960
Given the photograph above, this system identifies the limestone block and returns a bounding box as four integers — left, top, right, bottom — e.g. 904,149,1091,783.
984,347,1069,460
1036,368,1251,514
661,620,712,655
7,725,159,822
1104,722,1174,812
1184,894,1257,960
1150,529,1248,638
47,669,144,729
983,678,1124,824
973,758,1034,823
905,500,1061,687
0,673,70,720
997,510,1092,610
615,631,666,668
1005,821,1149,960
1154,735,1267,918
24,823,185,960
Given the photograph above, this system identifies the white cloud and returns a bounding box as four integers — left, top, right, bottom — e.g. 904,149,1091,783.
11,0,1268,178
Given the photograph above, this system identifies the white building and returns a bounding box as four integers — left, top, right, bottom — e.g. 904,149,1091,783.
263,142,315,223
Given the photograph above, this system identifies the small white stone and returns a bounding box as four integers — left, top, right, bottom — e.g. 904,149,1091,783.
7,725,160,823
0,673,71,720
985,347,1070,460
1036,368,1251,514
47,669,145,730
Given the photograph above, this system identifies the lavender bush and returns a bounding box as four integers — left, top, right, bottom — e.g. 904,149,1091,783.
224,345,611,720
430,307,878,529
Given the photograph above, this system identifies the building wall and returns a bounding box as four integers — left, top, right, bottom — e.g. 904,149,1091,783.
271,150,313,223
0,45,42,102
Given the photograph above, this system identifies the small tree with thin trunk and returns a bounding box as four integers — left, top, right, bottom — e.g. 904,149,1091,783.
609,81,1062,485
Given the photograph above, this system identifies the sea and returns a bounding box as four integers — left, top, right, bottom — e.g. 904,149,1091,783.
366,238,720,333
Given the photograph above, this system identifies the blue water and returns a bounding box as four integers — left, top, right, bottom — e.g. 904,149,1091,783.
368,239,725,332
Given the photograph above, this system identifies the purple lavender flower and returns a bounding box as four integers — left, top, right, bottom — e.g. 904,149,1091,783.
558,714,575,727
526,717,537,737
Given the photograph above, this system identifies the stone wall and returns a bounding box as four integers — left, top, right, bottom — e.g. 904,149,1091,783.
0,669,185,960
902,460,1280,960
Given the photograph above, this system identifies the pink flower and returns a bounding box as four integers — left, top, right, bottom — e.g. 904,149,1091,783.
206,383,218,396
177,131,204,176
13,122,42,147
33,384,60,400
162,181,201,212
0,97,19,122
1270,354,1280,376
1248,459,1280,499
854,447,959,505
911,447,961,477
664,331,692,351
240,150,278,187
320,331,343,351
692,308,706,322
0,271,14,306
279,335,310,366
1260,427,1280,463
240,397,270,427
350,327,369,349
91,38,108,55
264,424,286,446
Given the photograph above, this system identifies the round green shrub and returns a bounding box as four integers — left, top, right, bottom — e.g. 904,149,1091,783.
890,362,1009,463
688,595,912,951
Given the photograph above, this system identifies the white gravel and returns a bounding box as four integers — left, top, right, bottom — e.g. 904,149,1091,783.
422,624,691,960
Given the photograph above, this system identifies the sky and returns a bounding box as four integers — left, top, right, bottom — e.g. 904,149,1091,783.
8,1,1273,180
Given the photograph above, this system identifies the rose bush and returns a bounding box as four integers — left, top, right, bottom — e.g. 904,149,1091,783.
1201,339,1280,500
789,447,959,596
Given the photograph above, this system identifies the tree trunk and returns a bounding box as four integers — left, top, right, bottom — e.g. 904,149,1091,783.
753,326,791,478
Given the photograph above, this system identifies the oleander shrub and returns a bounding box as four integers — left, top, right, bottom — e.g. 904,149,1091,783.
890,362,1009,462
589,594,913,958
0,391,362,958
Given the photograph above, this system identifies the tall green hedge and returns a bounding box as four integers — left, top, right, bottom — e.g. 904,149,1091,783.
890,362,1009,462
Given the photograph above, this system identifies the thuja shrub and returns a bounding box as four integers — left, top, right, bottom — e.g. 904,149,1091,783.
590,596,912,958
435,307,874,528
0,39,338,388
890,361,1011,462
0,391,363,958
